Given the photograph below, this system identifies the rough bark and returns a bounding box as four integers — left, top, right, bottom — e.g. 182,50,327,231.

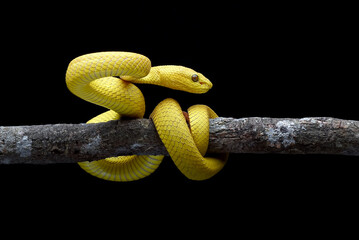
0,117,358,164
209,117,359,156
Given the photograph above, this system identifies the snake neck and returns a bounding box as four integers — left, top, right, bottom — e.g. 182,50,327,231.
130,66,181,90
130,66,162,86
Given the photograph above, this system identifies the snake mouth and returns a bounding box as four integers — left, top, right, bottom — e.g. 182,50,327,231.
201,81,213,89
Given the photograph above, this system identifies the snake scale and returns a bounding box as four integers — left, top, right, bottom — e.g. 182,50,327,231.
66,52,228,181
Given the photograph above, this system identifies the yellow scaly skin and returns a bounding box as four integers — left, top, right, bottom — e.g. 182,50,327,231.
66,51,228,181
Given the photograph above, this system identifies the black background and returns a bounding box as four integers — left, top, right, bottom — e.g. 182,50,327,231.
1,2,357,234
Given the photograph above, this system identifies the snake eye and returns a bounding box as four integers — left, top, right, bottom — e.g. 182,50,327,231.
191,74,199,82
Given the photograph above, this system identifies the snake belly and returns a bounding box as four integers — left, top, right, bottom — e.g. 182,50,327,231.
66,51,227,181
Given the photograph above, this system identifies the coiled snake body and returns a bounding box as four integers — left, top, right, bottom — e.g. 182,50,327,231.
66,52,228,181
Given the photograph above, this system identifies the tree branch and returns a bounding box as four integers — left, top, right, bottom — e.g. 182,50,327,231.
1,117,358,164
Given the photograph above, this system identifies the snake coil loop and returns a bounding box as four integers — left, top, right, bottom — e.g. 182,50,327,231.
66,51,228,181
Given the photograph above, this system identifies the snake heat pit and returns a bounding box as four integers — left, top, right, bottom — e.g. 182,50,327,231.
66,51,228,181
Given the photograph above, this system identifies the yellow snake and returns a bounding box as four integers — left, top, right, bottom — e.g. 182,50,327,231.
66,51,228,181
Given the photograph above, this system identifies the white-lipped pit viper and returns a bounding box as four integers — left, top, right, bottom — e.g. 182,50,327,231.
66,51,228,181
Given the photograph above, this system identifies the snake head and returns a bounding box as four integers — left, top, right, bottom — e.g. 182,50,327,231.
156,66,213,94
